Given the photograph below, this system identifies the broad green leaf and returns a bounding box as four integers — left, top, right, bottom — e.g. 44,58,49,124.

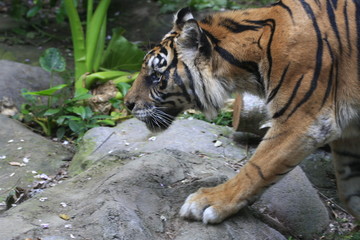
70,88,93,102
26,5,41,18
84,70,130,88
91,114,112,119
71,106,87,119
64,0,86,81
85,0,110,72
116,82,131,97
57,115,81,125
39,48,66,73
24,84,67,96
44,108,61,116
84,106,93,119
96,119,115,126
69,120,84,133
101,28,145,71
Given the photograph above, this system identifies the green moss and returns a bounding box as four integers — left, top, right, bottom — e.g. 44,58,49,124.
68,138,97,177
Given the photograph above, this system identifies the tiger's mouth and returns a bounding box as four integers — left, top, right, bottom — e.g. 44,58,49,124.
132,105,179,132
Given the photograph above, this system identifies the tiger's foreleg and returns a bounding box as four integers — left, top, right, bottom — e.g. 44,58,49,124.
180,118,335,224
331,137,360,221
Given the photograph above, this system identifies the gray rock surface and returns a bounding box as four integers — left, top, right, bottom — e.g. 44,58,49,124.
0,149,286,240
0,117,332,239
0,115,73,209
69,118,244,176
0,60,65,107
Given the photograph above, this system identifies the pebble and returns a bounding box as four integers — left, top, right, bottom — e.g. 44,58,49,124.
214,140,223,147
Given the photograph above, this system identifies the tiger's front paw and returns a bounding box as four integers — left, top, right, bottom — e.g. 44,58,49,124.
179,187,247,224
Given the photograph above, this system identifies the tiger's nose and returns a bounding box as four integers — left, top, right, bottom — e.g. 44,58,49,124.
125,101,135,111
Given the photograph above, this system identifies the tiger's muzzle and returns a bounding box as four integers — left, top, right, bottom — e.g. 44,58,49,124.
125,101,177,132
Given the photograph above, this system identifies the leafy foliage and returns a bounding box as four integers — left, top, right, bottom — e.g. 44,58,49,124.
184,110,233,127
14,47,132,142
157,0,275,13
17,88,117,141
8,0,67,23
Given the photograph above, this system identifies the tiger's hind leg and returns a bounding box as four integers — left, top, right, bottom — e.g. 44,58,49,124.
331,136,360,220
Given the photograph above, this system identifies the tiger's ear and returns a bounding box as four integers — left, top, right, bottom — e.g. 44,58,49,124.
174,8,211,59
174,7,194,29
176,18,211,59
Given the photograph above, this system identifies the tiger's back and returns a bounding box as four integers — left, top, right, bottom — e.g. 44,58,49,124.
125,0,360,224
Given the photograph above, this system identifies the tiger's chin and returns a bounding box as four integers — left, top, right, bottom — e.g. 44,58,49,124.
133,106,180,133
145,118,174,132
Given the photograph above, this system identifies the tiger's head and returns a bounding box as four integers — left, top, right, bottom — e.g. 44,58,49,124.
125,8,232,132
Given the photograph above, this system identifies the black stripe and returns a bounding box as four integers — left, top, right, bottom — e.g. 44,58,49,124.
150,89,163,103
202,29,220,45
200,15,213,25
326,0,343,54
160,47,168,56
199,29,212,58
162,100,176,106
203,28,262,84
314,0,321,8
287,0,323,118
274,0,294,20
343,2,352,54
161,92,186,99
331,0,338,8
245,19,275,90
334,150,360,160
214,45,262,85
168,48,178,69
183,62,204,111
354,0,360,80
173,69,191,103
322,38,335,107
273,75,304,119
250,162,266,180
267,63,290,103
219,17,261,33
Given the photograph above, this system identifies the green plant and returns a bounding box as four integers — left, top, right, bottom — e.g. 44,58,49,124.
16,48,124,141
157,0,275,13
14,0,146,141
19,88,119,140
184,110,233,127
64,0,145,94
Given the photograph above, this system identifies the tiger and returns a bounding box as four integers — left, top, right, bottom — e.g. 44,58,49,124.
124,0,360,224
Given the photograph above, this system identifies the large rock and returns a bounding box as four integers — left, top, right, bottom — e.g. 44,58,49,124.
0,149,286,240
0,60,64,108
0,115,73,209
0,118,331,239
